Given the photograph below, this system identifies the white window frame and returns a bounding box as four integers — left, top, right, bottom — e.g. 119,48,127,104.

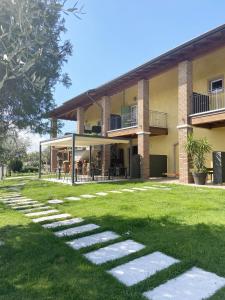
209,78,224,93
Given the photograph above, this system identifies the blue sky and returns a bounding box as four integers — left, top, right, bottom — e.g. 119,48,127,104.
54,0,225,133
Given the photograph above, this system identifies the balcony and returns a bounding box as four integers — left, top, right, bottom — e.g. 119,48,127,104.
107,106,168,137
190,91,225,128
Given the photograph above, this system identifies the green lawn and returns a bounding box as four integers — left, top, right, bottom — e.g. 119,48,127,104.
0,178,225,299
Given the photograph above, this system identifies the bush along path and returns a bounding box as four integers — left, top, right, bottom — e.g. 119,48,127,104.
1,190,225,300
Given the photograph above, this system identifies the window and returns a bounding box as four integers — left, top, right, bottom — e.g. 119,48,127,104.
209,78,223,93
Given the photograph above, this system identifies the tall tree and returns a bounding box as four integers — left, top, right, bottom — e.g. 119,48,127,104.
0,0,82,137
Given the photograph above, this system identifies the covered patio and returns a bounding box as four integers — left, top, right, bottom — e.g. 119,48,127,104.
39,134,131,185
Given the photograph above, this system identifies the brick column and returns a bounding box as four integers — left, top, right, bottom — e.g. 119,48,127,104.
137,79,150,179
178,60,193,183
50,118,58,172
101,96,111,174
76,107,84,134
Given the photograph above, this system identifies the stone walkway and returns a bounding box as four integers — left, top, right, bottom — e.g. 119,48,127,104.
1,189,225,299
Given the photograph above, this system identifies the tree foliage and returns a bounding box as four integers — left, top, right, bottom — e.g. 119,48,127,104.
0,129,30,163
0,0,82,137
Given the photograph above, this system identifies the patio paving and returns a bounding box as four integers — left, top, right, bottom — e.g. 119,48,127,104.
32,213,71,223
108,251,179,286
67,231,120,250
84,240,145,265
42,218,84,229
54,224,100,237
143,267,225,300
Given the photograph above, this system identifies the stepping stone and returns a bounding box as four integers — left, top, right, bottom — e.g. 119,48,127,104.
0,240,5,246
47,199,64,204
13,203,43,209
95,192,108,196
22,206,51,213
8,201,38,206
108,251,179,286
121,189,135,192
143,267,225,300
64,197,81,201
67,231,120,250
84,240,145,265
25,209,59,217
32,213,71,223
109,191,123,194
143,186,158,190
5,198,32,204
132,187,148,191
80,194,96,199
42,217,84,229
54,224,99,237
3,197,28,202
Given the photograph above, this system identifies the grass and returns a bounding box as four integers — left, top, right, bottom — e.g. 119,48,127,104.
0,178,225,299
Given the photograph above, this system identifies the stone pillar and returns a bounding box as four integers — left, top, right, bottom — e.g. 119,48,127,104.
76,107,84,134
178,60,193,183
50,118,58,172
137,79,150,179
101,96,111,174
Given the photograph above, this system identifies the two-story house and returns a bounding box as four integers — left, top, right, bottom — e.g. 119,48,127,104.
45,24,225,184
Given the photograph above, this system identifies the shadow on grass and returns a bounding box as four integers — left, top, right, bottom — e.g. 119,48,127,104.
0,216,225,299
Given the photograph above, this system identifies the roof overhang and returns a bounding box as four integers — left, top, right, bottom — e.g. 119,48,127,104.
49,24,225,120
40,134,129,148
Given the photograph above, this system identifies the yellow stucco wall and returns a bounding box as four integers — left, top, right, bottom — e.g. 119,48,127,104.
149,67,178,173
111,85,138,115
193,46,225,166
81,45,225,173
84,102,101,129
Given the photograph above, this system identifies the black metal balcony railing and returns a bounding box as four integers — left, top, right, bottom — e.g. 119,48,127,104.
109,109,168,131
192,91,225,114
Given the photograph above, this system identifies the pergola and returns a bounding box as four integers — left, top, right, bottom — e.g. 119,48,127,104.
39,133,131,184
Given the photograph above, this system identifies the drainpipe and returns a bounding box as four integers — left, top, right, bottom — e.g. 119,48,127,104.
173,142,179,174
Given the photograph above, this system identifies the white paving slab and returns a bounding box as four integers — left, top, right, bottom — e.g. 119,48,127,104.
121,189,136,192
5,198,32,204
95,192,108,196
109,191,123,194
47,199,64,204
25,209,59,217
32,213,71,223
42,217,84,229
12,203,43,209
21,206,51,213
8,201,38,206
0,240,5,246
84,240,145,265
67,231,120,250
143,186,158,190
54,224,100,237
64,197,81,201
132,187,148,191
143,267,225,300
80,194,96,199
108,251,179,286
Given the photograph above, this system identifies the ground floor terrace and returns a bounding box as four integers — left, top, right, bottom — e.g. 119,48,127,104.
1,177,225,299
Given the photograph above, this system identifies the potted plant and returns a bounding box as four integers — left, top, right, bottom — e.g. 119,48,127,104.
185,133,212,185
